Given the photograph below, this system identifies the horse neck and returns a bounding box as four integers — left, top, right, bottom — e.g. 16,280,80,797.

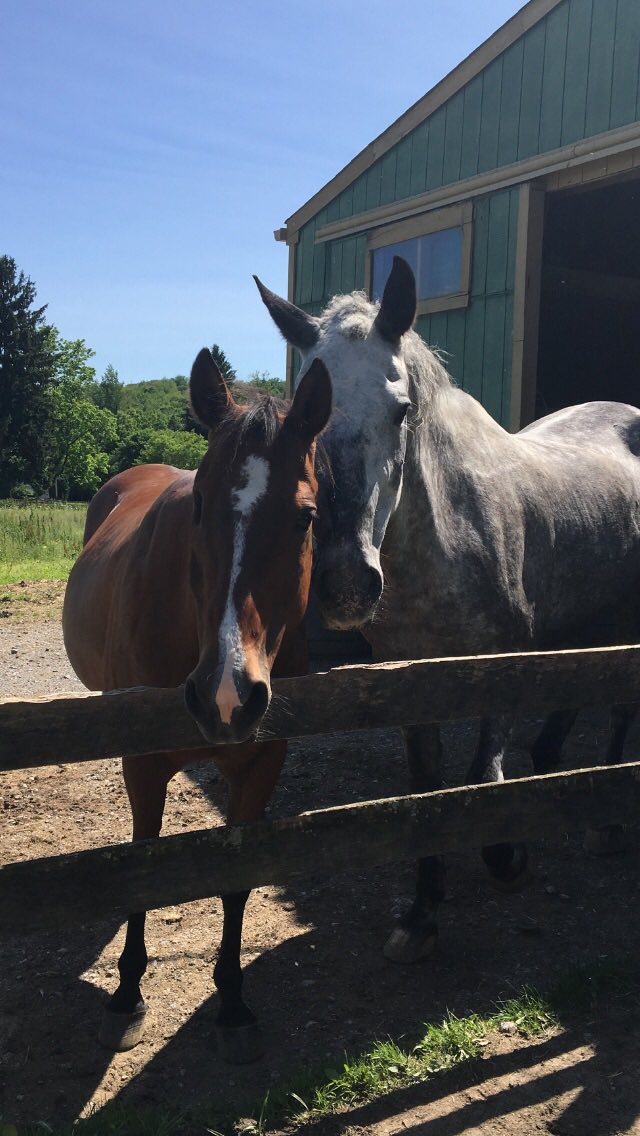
390,348,512,559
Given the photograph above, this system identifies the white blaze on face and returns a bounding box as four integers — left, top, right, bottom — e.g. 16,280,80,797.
216,455,269,724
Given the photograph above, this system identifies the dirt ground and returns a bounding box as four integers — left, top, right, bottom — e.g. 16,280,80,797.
1,583,640,1135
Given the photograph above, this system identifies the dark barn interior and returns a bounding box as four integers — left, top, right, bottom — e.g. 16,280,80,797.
536,174,640,418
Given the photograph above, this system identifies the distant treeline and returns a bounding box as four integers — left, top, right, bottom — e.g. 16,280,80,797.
0,255,284,501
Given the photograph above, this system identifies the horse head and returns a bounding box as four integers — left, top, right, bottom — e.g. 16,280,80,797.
256,257,416,630
184,350,331,742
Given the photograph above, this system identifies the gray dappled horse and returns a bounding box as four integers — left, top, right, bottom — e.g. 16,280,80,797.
256,257,640,965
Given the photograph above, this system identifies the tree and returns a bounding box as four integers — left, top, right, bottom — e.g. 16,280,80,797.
41,377,117,500
49,331,96,389
210,344,236,383
40,332,115,498
233,371,286,404
93,363,124,414
0,256,57,494
137,428,207,469
110,407,150,473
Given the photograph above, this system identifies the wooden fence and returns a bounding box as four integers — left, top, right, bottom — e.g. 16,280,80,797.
2,644,640,939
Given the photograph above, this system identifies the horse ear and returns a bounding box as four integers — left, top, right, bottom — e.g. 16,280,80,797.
189,348,234,429
374,256,417,344
285,358,332,443
254,275,320,352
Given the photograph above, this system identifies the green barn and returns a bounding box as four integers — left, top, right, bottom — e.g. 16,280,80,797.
276,0,640,429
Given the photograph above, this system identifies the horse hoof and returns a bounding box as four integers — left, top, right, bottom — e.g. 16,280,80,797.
584,824,626,857
215,1022,265,1064
383,924,438,964
98,1003,147,1051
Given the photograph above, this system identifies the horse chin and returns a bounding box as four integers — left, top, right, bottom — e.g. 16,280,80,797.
192,718,260,747
320,601,377,632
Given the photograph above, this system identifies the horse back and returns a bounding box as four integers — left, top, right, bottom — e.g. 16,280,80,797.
63,465,197,691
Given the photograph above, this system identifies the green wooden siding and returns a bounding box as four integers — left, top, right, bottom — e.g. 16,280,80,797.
417,188,518,427
295,189,517,427
292,0,640,424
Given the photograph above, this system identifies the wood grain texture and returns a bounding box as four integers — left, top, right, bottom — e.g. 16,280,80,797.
2,761,639,938
3,644,640,771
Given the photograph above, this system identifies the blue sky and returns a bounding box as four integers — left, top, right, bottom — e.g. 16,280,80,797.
2,0,523,384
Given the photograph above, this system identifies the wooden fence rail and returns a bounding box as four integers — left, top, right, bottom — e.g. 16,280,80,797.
3,644,639,941
2,643,640,771
2,761,640,939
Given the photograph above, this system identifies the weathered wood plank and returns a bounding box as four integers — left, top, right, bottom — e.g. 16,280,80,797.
459,75,483,181
585,0,616,138
538,1,569,154
517,19,545,159
425,106,446,191
2,644,640,771
497,39,524,167
2,761,639,939
611,0,640,129
485,191,511,295
477,58,502,173
409,120,429,197
442,90,464,186
560,0,592,145
481,293,507,422
393,136,412,202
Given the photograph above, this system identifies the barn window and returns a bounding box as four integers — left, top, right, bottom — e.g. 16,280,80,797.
368,202,472,315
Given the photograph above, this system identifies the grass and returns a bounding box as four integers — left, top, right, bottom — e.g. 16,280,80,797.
0,501,85,584
13,959,639,1136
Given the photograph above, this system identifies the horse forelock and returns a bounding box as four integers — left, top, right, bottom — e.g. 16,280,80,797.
315,289,451,407
211,395,290,465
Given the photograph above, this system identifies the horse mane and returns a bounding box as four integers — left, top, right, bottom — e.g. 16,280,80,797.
318,290,453,415
213,395,289,460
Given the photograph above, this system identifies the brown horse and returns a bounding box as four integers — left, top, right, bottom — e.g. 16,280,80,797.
62,349,331,1063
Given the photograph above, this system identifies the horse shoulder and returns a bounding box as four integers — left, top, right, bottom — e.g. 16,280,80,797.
64,466,196,690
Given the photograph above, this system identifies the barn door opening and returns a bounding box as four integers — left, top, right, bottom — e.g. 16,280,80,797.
535,174,640,419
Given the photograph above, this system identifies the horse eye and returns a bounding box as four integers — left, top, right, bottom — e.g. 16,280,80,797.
193,490,202,525
295,506,317,532
394,400,411,427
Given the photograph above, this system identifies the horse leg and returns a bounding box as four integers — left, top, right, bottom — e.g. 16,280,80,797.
584,702,637,856
467,717,529,891
213,740,287,1064
384,724,445,964
530,708,580,773
99,751,177,1051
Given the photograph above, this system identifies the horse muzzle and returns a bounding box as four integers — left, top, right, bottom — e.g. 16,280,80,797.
314,552,383,630
184,667,271,745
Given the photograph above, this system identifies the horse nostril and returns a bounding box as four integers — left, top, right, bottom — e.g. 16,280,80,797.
365,566,383,603
242,680,270,724
184,677,199,719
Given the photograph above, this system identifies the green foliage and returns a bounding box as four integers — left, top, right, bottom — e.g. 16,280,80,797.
237,370,286,401
40,331,116,498
48,329,96,388
0,259,279,501
120,378,192,432
137,428,207,469
93,363,124,414
495,987,556,1036
413,1012,488,1071
0,255,57,495
10,482,35,500
0,500,85,583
